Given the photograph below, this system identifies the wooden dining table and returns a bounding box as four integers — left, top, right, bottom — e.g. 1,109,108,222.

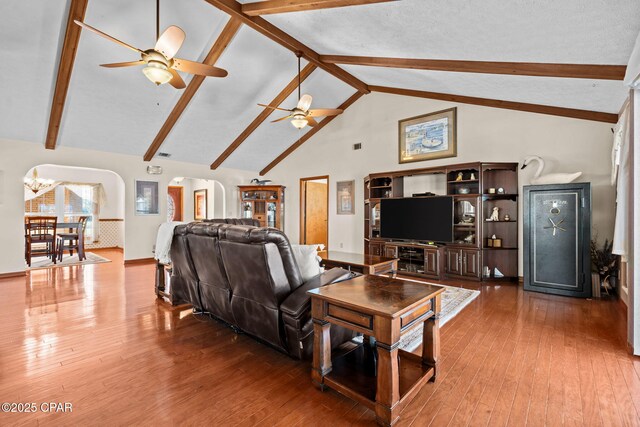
24,218,86,260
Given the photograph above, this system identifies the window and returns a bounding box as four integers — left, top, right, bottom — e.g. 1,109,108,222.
25,184,100,242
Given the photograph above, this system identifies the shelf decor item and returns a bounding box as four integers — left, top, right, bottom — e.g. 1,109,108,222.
489,206,500,221
398,107,457,164
336,180,355,215
194,189,208,220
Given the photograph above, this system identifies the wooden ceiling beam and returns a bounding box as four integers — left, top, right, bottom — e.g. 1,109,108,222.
242,0,397,16
143,17,242,161
320,55,627,80
45,0,89,150
260,91,364,175
370,85,618,123
203,0,369,93
210,63,317,169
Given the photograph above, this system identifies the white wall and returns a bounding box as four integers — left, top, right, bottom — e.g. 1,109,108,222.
0,138,256,274
27,164,125,218
265,92,617,274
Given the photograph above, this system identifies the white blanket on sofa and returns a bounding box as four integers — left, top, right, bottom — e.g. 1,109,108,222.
155,222,185,265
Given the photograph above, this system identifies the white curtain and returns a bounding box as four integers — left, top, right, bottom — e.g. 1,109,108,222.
65,183,105,243
612,101,631,258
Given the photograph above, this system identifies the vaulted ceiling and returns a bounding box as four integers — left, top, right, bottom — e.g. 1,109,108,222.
1,0,638,174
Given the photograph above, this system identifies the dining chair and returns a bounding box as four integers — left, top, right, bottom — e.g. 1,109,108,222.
56,216,89,262
24,216,58,267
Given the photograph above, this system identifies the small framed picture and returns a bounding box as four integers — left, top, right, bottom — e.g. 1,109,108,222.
194,189,208,220
336,180,355,215
135,180,159,215
399,107,457,164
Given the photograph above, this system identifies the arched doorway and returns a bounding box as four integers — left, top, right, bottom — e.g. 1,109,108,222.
23,164,126,268
168,177,226,221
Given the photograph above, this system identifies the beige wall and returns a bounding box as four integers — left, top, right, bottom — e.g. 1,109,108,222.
265,92,617,274
0,138,255,274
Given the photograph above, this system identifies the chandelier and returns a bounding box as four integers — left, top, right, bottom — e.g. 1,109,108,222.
24,168,55,194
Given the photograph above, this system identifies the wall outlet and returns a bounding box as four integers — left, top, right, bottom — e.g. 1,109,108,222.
339,243,343,248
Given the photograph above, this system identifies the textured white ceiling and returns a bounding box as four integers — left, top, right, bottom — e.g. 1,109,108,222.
262,0,640,64
343,66,628,113
2,0,639,172
0,1,68,143
60,0,229,155
159,26,303,165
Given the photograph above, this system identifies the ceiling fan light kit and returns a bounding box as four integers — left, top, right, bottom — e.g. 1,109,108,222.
260,52,344,130
291,115,308,129
142,60,173,85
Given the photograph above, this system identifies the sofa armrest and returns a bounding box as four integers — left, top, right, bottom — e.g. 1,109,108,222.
280,268,352,319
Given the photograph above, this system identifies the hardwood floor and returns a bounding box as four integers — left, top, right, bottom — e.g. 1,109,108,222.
0,249,637,426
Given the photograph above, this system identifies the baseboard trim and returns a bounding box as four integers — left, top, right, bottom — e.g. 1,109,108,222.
0,271,27,280
89,246,124,252
124,257,156,266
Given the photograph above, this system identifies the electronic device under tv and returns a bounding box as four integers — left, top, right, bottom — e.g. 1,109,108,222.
380,196,453,243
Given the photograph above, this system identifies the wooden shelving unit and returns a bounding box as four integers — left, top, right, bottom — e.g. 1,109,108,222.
238,185,285,230
364,161,519,283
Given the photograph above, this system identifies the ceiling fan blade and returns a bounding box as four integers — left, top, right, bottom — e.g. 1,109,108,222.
297,94,313,111
258,103,292,112
271,115,293,123
168,69,186,89
100,60,145,68
155,26,185,59
172,58,227,77
308,108,344,117
74,20,143,53
306,116,319,127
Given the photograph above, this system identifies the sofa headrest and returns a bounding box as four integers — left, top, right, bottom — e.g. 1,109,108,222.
174,222,304,289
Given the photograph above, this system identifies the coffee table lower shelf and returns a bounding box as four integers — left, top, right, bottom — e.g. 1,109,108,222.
324,343,435,413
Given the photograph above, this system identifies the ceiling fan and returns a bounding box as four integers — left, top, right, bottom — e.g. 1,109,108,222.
258,52,343,129
74,0,228,89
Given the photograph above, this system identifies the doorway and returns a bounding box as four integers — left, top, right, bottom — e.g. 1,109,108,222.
300,176,328,248
167,186,184,221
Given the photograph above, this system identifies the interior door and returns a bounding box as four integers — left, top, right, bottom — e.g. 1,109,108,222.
167,186,183,221
301,178,328,247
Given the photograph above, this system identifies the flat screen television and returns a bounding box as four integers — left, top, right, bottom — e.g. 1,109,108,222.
380,196,453,243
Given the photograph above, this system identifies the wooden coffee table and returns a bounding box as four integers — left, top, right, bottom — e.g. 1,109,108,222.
308,275,444,426
319,251,397,276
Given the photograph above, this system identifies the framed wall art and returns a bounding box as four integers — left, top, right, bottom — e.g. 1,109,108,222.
336,180,355,215
398,107,457,164
194,189,208,220
134,180,159,215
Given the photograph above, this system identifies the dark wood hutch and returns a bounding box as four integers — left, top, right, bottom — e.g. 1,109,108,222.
238,185,285,230
364,162,519,282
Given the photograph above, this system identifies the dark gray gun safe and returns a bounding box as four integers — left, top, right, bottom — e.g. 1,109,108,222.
523,183,591,298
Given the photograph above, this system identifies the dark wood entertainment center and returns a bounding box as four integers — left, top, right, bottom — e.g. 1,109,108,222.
364,162,519,282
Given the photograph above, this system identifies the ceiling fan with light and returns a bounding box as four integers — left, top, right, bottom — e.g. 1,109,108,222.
259,52,343,129
74,0,228,89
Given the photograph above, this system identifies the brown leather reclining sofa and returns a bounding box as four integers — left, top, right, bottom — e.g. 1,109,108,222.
169,221,354,359
203,218,261,226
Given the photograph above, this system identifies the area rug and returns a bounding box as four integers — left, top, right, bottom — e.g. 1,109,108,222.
399,281,480,351
28,252,111,270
